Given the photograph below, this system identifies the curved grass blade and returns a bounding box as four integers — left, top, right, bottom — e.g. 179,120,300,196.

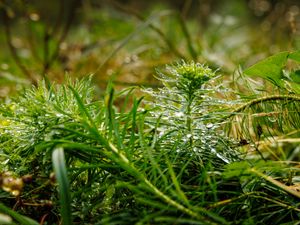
0,203,39,225
52,147,72,225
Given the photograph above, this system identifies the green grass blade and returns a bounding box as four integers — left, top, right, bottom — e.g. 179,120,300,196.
0,203,39,225
52,147,72,225
165,157,190,206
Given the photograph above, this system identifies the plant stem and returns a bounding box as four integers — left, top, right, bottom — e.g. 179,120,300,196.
223,95,300,121
249,168,300,199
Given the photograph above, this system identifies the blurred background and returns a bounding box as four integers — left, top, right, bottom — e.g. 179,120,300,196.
0,0,299,96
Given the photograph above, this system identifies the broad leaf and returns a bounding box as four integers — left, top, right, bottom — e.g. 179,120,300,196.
289,50,300,63
244,51,289,81
289,70,300,83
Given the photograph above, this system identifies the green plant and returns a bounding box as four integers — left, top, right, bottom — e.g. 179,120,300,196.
0,76,97,223
0,62,237,224
1,59,300,224
144,61,239,165
219,51,300,224
225,51,300,158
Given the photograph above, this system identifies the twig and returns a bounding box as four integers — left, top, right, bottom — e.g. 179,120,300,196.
42,0,78,75
181,0,193,19
2,10,37,84
222,95,300,121
176,13,198,60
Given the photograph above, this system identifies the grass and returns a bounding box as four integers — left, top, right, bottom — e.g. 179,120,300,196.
0,1,300,224
0,60,300,224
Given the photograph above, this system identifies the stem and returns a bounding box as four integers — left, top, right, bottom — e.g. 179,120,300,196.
108,0,185,59
186,93,193,147
223,95,300,121
249,168,300,199
2,11,36,84
177,13,198,60
43,0,77,75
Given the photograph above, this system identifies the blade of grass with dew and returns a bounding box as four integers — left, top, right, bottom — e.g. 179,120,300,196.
68,85,104,140
68,85,130,165
52,147,72,225
128,97,144,158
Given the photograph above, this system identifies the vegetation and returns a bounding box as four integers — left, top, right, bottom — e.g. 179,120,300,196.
0,1,300,224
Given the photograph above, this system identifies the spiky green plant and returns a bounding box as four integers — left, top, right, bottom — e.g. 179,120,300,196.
144,61,239,165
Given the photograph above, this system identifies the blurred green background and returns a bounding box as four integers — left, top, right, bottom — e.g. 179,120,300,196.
0,0,299,96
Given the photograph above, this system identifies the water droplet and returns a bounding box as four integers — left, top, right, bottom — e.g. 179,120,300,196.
206,123,214,129
268,117,276,123
186,134,192,138
55,113,64,118
216,153,229,163
174,112,184,117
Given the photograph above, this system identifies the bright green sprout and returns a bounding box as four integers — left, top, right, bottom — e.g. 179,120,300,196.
167,61,216,93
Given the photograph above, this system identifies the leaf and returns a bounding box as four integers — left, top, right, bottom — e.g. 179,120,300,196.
52,147,72,225
289,70,300,83
285,70,300,93
223,161,251,179
289,82,300,94
0,203,39,225
244,52,289,81
288,50,300,63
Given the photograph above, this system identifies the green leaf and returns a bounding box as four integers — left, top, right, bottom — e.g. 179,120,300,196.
289,70,300,83
244,52,289,81
52,147,72,225
222,161,251,179
289,82,300,94
288,50,300,62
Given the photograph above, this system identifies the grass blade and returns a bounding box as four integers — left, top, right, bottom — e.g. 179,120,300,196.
52,147,72,225
0,203,39,225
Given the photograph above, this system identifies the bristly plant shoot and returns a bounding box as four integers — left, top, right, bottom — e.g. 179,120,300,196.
145,61,239,165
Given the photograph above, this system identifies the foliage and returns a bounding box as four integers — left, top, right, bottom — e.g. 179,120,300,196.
0,1,300,224
244,50,300,92
0,0,299,98
144,61,239,165
0,59,300,224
